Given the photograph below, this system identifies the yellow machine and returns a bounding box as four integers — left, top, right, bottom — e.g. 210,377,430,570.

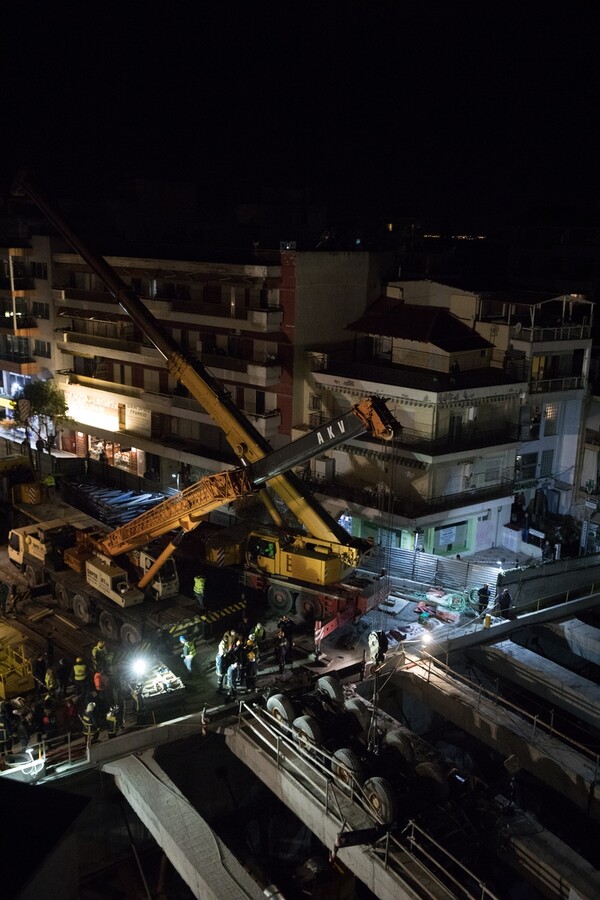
0,641,34,699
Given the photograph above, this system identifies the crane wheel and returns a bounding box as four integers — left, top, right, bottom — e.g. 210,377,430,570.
120,622,143,646
267,585,294,614
72,594,92,624
99,610,119,641
295,592,323,621
55,585,71,611
362,776,397,825
332,748,365,787
25,565,39,587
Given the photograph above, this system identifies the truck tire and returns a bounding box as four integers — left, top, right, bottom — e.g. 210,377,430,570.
25,565,39,587
362,776,397,825
345,698,369,739
295,592,323,621
332,748,365,787
414,760,449,802
120,622,142,646
55,585,71,611
292,715,323,749
383,728,416,768
72,594,92,624
316,675,345,706
266,693,296,724
99,610,119,641
267,585,294,614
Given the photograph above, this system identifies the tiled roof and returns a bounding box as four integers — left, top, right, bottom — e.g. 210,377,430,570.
347,302,492,352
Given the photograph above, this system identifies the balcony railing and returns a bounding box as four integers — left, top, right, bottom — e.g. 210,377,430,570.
529,375,583,394
510,323,592,342
585,428,600,447
388,422,520,455
199,351,281,386
0,277,36,292
0,316,39,333
306,474,515,519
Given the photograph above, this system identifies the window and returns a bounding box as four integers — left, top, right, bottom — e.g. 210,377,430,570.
33,340,51,358
31,301,50,319
543,403,558,436
309,394,322,411
30,261,48,280
540,449,554,477
516,452,537,480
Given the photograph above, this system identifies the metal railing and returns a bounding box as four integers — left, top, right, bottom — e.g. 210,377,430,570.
234,701,499,900
411,654,600,774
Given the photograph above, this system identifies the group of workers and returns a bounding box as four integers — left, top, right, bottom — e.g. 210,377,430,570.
0,639,129,756
477,584,514,618
215,618,265,698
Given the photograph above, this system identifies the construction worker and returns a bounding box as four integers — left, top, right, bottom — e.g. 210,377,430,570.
93,669,109,714
80,702,100,745
225,658,240,699
245,650,258,692
215,636,231,692
193,574,206,610
42,472,56,500
249,622,266,645
277,615,294,658
91,640,108,671
131,685,147,727
275,629,290,675
477,584,491,615
105,705,122,739
179,635,196,674
72,657,88,694
44,666,57,698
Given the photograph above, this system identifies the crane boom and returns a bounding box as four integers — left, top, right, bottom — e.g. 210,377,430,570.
97,396,395,557
12,170,366,557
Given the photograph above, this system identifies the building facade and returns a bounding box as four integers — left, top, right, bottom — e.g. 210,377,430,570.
304,279,593,558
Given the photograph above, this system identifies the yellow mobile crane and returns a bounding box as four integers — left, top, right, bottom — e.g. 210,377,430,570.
11,172,398,643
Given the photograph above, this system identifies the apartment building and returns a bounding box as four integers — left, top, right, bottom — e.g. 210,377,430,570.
304,279,593,557
0,224,398,492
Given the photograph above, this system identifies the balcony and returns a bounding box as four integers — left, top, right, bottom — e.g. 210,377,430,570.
0,353,38,375
199,351,282,387
386,422,520,456
55,330,162,364
0,277,36,293
0,316,39,335
529,375,584,394
306,473,515,520
510,323,592,343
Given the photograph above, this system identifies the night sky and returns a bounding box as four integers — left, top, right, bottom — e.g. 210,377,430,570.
3,2,600,230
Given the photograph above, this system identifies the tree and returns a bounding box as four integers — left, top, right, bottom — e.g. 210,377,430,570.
10,380,74,468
